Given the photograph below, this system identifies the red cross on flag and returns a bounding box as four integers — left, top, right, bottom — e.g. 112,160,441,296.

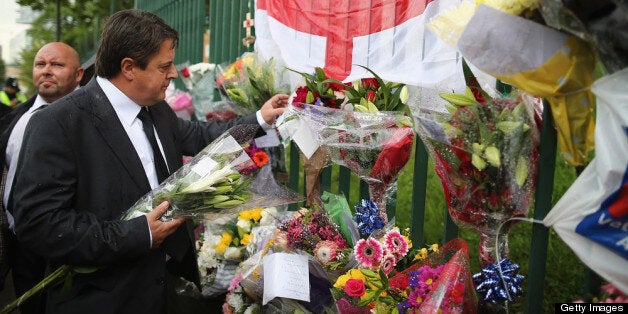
255,0,463,88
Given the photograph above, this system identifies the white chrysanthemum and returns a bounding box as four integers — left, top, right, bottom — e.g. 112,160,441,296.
237,219,253,233
224,246,243,260
227,292,244,312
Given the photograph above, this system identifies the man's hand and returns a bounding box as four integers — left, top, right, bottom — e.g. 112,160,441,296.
145,201,186,249
10,99,18,107
260,93,289,124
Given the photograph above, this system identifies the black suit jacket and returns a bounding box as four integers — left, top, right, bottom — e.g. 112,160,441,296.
11,78,258,314
0,96,36,213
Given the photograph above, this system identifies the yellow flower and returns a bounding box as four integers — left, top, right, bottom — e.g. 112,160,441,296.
215,243,227,253
430,243,439,253
347,269,367,281
240,233,252,246
334,274,350,289
415,248,428,260
221,231,233,245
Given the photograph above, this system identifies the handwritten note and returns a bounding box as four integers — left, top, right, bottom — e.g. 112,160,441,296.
263,252,310,305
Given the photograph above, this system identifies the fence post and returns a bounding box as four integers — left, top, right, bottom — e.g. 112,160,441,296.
525,100,557,313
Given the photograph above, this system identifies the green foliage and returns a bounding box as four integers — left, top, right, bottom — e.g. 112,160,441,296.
15,0,134,93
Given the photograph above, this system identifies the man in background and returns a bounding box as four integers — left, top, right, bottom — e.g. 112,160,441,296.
0,42,84,314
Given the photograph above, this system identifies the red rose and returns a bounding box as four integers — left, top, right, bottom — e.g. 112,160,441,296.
344,279,366,297
388,272,409,291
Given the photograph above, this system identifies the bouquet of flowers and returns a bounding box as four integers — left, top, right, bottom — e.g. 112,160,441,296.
330,226,412,313
217,51,290,114
280,67,414,220
196,207,283,297
428,0,597,166
122,124,302,221
275,206,354,275
414,61,542,266
387,239,478,314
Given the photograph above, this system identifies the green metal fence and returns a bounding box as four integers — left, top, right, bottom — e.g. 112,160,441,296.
136,1,572,312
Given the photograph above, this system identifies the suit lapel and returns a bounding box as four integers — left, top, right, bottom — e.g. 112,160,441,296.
85,80,151,191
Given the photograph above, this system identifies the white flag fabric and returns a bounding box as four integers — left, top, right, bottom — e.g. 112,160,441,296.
255,0,463,89
543,68,628,294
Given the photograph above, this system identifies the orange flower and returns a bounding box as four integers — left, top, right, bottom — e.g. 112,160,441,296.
253,151,269,167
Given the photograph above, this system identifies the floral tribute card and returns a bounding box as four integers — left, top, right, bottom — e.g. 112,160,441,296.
262,252,310,305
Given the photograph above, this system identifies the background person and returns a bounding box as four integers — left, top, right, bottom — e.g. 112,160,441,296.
0,77,28,117
0,42,84,314
11,9,287,314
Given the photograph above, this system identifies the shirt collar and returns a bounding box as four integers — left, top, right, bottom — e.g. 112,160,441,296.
96,76,142,127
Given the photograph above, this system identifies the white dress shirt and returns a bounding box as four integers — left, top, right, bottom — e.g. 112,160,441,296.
4,95,51,230
96,76,169,190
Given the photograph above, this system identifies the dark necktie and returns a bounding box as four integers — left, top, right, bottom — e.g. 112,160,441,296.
137,107,169,183
138,108,196,286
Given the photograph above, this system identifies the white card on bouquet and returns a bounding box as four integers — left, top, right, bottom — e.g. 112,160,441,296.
262,252,310,305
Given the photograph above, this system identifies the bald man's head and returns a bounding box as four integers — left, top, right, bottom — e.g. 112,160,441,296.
33,42,84,103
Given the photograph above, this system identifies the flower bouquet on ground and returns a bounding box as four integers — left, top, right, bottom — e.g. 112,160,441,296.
387,238,478,313
331,225,413,313
196,206,284,297
280,66,414,220
122,124,303,221
413,61,542,267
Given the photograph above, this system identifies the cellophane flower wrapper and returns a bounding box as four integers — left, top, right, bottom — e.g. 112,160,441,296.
540,0,627,74
121,124,303,221
428,2,596,166
413,63,543,266
217,51,290,114
195,206,287,297
391,238,478,314
231,204,359,313
288,103,414,222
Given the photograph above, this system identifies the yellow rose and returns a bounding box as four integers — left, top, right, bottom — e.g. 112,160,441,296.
334,274,350,289
347,269,367,282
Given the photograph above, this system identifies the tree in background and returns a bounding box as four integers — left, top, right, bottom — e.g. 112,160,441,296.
15,0,133,94
0,58,5,85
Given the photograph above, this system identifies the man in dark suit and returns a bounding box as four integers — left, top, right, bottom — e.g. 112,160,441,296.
11,9,288,314
0,42,84,313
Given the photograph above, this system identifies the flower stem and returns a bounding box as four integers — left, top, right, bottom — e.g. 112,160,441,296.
1,265,72,314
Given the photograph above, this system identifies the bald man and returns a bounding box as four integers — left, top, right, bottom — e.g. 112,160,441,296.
0,42,83,314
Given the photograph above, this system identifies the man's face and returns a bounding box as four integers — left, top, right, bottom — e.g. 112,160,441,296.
33,43,83,103
132,39,178,106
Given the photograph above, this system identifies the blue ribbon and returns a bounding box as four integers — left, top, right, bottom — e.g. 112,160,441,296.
473,258,524,304
353,199,385,237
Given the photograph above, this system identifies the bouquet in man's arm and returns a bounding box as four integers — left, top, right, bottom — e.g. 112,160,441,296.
123,124,303,221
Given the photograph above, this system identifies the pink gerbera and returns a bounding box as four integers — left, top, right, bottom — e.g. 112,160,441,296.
314,240,339,265
384,229,409,259
354,238,383,268
380,252,397,275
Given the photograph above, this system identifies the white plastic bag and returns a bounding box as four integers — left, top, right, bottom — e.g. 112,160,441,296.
543,67,628,293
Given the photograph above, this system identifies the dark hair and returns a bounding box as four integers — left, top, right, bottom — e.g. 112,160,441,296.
95,10,179,78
